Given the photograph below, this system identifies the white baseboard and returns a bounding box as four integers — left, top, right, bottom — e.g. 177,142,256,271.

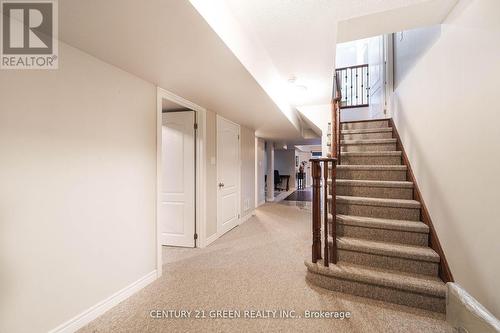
240,210,255,224
204,232,219,247
257,200,265,207
202,211,255,248
48,270,157,333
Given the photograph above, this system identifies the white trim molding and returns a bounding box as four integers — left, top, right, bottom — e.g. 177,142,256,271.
48,270,157,333
240,210,255,224
204,232,219,247
446,283,500,333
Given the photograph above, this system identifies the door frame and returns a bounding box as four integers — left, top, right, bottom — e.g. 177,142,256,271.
384,33,394,117
156,87,208,277
216,114,241,237
367,35,386,119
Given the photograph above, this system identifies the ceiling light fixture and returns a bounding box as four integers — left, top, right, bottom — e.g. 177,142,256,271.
287,75,308,98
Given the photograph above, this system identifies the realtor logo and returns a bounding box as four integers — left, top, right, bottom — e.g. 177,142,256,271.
1,0,58,69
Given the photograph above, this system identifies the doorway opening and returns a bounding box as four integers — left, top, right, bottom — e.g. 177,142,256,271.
160,108,196,248
335,34,393,122
156,88,207,277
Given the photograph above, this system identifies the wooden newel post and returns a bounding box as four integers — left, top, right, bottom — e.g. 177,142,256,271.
311,160,322,263
323,161,329,266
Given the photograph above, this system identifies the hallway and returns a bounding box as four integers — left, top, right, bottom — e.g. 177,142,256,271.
79,203,452,332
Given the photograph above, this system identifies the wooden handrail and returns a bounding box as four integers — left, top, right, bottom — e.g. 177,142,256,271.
310,70,342,267
333,71,341,263
333,72,342,164
335,63,369,71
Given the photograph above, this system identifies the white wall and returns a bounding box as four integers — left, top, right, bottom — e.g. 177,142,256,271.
340,107,371,122
391,0,500,317
296,105,330,156
240,127,256,216
0,43,157,333
393,26,442,90
336,38,369,68
205,110,218,238
274,149,296,189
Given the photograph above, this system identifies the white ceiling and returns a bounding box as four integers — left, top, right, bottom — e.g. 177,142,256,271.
222,0,339,106
336,0,458,42
214,0,457,108
58,0,302,140
334,0,442,20
58,0,458,142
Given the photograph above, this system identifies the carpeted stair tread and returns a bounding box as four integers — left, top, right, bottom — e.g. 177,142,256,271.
341,138,397,145
336,179,414,188
305,260,446,298
328,179,413,188
341,119,390,130
336,164,407,171
335,214,429,233
341,127,393,135
335,195,421,209
337,237,440,263
341,151,402,157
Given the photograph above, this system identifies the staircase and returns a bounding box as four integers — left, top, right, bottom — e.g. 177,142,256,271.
305,119,447,313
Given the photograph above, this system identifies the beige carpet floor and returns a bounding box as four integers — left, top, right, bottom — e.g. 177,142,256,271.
78,202,453,333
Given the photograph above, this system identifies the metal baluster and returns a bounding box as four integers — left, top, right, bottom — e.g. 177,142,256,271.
367,69,370,104
361,66,365,104
350,67,353,107
344,69,348,104
356,68,359,105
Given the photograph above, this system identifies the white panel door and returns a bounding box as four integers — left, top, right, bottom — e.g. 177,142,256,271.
217,116,240,236
368,36,385,119
161,111,195,247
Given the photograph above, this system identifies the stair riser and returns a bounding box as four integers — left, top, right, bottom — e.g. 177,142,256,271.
337,250,438,276
337,203,420,221
336,224,429,246
337,185,413,200
337,169,407,181
306,271,445,313
341,132,393,140
341,143,397,152
341,120,389,130
340,155,401,165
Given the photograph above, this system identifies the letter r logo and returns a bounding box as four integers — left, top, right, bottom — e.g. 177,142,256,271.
2,1,53,54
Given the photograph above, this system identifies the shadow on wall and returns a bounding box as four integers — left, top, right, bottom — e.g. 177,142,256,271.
392,96,489,306
393,25,441,89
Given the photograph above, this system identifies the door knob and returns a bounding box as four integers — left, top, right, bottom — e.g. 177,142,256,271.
218,182,225,188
